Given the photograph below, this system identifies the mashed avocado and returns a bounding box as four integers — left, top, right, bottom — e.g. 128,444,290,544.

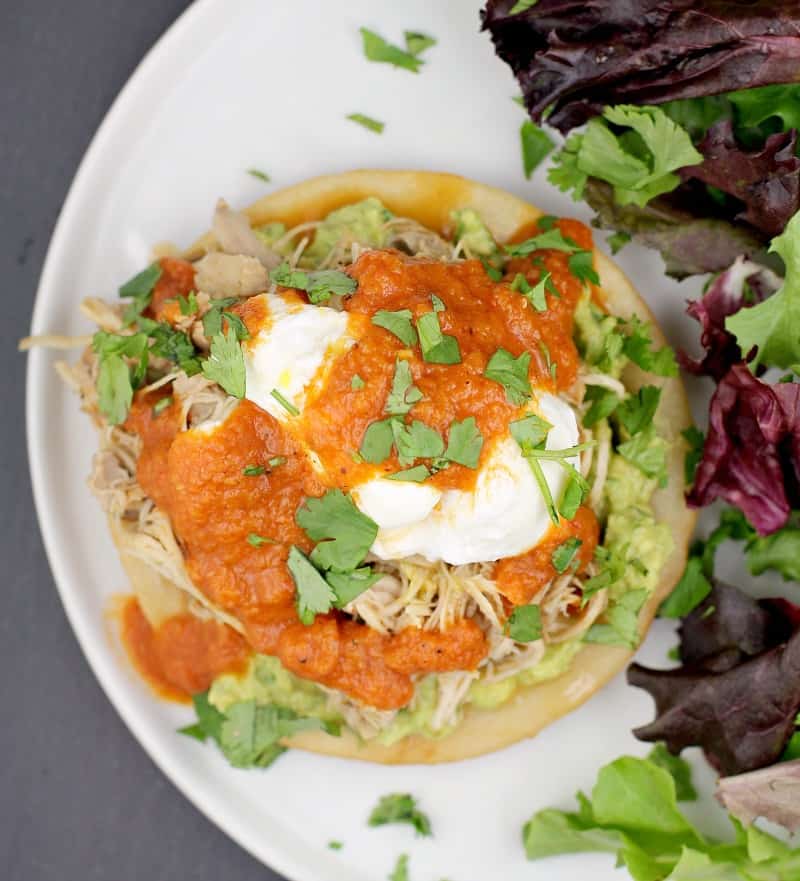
574,293,626,378
451,208,498,258
302,197,391,266
253,221,292,254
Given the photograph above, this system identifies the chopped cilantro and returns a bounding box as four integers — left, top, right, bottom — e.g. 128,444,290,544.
618,425,668,486
328,840,344,851
617,385,662,436
247,168,271,182
202,300,250,342
539,341,557,381
444,417,483,468
646,743,698,802
520,120,553,179
177,291,198,315
92,331,150,424
152,396,173,417
389,854,410,881
396,419,445,464
509,413,552,448
202,328,246,398
270,262,357,305
387,465,431,482
243,464,265,476
268,456,287,468
360,27,423,73
368,793,432,837
296,489,378,572
608,231,631,255
552,537,583,573
119,263,162,325
270,388,299,416
247,533,277,547
480,257,503,282
583,385,620,427
682,426,705,486
584,588,649,648
287,546,336,625
347,113,385,134
505,228,580,257
431,293,445,312
567,250,599,286
622,317,678,377
372,309,418,347
558,466,589,520
506,604,543,642
326,566,382,607
137,318,202,374
417,311,461,364
360,418,397,464
404,30,436,56
351,374,365,390
484,348,532,404
385,359,423,415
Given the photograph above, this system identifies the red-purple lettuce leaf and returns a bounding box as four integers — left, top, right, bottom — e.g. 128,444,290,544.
716,760,800,833
482,1,800,135
679,257,779,380
680,122,800,238
686,364,792,534
628,583,800,776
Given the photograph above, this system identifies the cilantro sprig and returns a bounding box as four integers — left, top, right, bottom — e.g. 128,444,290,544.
506,604,543,642
202,328,246,398
270,262,357,305
484,348,532,404
368,793,432,837
360,27,435,73
119,263,162,325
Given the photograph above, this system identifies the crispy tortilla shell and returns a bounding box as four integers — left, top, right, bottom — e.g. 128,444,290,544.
116,171,694,763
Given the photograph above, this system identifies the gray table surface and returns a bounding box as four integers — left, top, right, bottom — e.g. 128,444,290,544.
2,3,282,878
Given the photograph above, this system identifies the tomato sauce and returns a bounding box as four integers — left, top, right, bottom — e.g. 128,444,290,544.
120,596,249,700
147,257,196,324
124,219,598,710
493,506,600,606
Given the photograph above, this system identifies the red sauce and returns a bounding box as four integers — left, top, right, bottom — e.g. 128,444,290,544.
147,257,196,323
120,596,249,701
123,220,598,710
493,507,600,606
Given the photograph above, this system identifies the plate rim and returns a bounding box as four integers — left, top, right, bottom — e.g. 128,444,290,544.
24,2,319,879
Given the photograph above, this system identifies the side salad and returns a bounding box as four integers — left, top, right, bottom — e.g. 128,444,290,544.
481,0,800,873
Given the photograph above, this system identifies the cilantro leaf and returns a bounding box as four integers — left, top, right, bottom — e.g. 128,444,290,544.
119,263,162,324
243,465,265,476
682,426,705,486
247,168,270,182
547,134,588,200
360,27,423,73
270,262,356,305
201,328,245,398
484,348,532,404
389,854,409,881
351,374,365,390
512,272,551,312
201,301,250,342
617,386,662,436
608,231,631,255
326,566,382,607
287,545,336,625
93,331,150,425
506,604,543,642
646,743,698,802
218,700,325,768
178,691,225,744
368,793,432,837
387,465,431,482
395,419,444,464
520,120,553,179
658,556,712,619
726,208,800,369
404,30,436,56
552,537,583,573
618,425,668,486
444,417,483,468
372,309,418,347
558,465,589,520
385,358,422,415
417,311,461,364
584,589,649,648
247,533,276,547
622,317,679,377
583,385,620,427
139,318,202,374
567,250,599,286
347,113,384,134
360,418,396,464
509,413,551,447
296,489,378,572
505,228,581,257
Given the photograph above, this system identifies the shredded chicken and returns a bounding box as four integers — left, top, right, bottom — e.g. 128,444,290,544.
50,203,622,742
212,199,281,269
194,252,269,298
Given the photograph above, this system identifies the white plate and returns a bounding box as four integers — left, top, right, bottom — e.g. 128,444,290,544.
26,1,790,879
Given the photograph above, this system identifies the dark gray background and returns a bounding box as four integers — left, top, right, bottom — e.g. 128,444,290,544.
2,3,281,878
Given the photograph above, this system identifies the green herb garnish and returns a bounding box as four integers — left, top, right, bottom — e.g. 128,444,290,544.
484,348,532,404
372,309,418,347
506,604,543,642
202,328,246,398
270,262,357,305
369,793,432,837
360,27,424,73
347,113,385,134
247,533,277,547
416,310,461,364
552,537,583,573
270,388,299,416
